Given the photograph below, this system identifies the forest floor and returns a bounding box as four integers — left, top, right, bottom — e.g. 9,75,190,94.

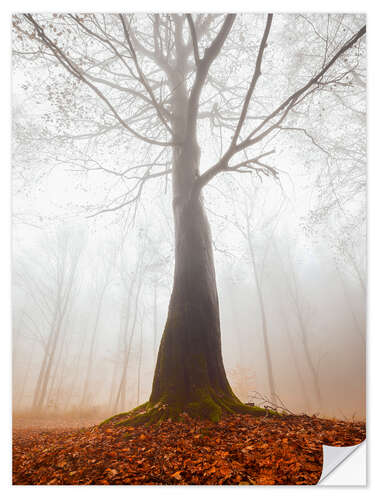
12,413,365,485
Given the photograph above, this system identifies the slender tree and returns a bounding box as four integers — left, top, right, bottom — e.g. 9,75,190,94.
33,231,84,410
80,248,115,408
273,239,323,408
279,308,311,413
136,315,144,406
334,261,365,343
14,228,84,411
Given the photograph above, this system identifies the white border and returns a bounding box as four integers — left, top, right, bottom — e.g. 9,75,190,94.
1,1,373,498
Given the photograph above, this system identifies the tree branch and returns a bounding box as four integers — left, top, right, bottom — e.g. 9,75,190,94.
230,14,273,148
276,126,330,155
238,24,366,151
187,14,236,138
194,150,277,192
87,168,171,217
118,14,173,134
24,14,175,148
119,15,174,76
194,22,366,192
186,14,200,65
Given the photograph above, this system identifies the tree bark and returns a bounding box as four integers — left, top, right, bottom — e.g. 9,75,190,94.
146,138,257,422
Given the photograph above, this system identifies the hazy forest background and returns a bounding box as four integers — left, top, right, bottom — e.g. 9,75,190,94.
12,13,366,421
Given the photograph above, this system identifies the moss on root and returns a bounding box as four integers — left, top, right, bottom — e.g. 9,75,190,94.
99,402,148,426
100,390,277,428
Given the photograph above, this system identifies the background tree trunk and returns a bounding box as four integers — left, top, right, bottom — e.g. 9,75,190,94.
136,318,144,406
280,308,311,413
246,230,277,405
80,287,106,408
152,284,158,364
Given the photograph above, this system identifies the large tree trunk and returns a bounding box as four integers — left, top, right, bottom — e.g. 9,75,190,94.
149,197,236,418
147,139,257,422
106,95,266,425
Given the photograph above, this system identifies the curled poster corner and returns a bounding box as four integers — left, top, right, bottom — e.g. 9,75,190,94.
318,441,366,485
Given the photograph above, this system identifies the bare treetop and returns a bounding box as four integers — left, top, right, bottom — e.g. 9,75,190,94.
13,14,365,217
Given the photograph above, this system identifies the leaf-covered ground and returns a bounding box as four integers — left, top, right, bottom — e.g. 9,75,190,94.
12,414,365,485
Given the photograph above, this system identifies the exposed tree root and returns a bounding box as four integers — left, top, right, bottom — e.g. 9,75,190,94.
101,392,277,428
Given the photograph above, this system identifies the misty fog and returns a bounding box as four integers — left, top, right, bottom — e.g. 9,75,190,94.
12,13,366,421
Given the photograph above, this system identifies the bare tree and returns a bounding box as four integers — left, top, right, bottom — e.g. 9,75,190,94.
332,259,365,344
136,314,144,406
273,239,323,408
14,228,85,411
110,231,147,412
279,308,311,413
80,246,115,408
222,181,283,405
14,13,365,421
